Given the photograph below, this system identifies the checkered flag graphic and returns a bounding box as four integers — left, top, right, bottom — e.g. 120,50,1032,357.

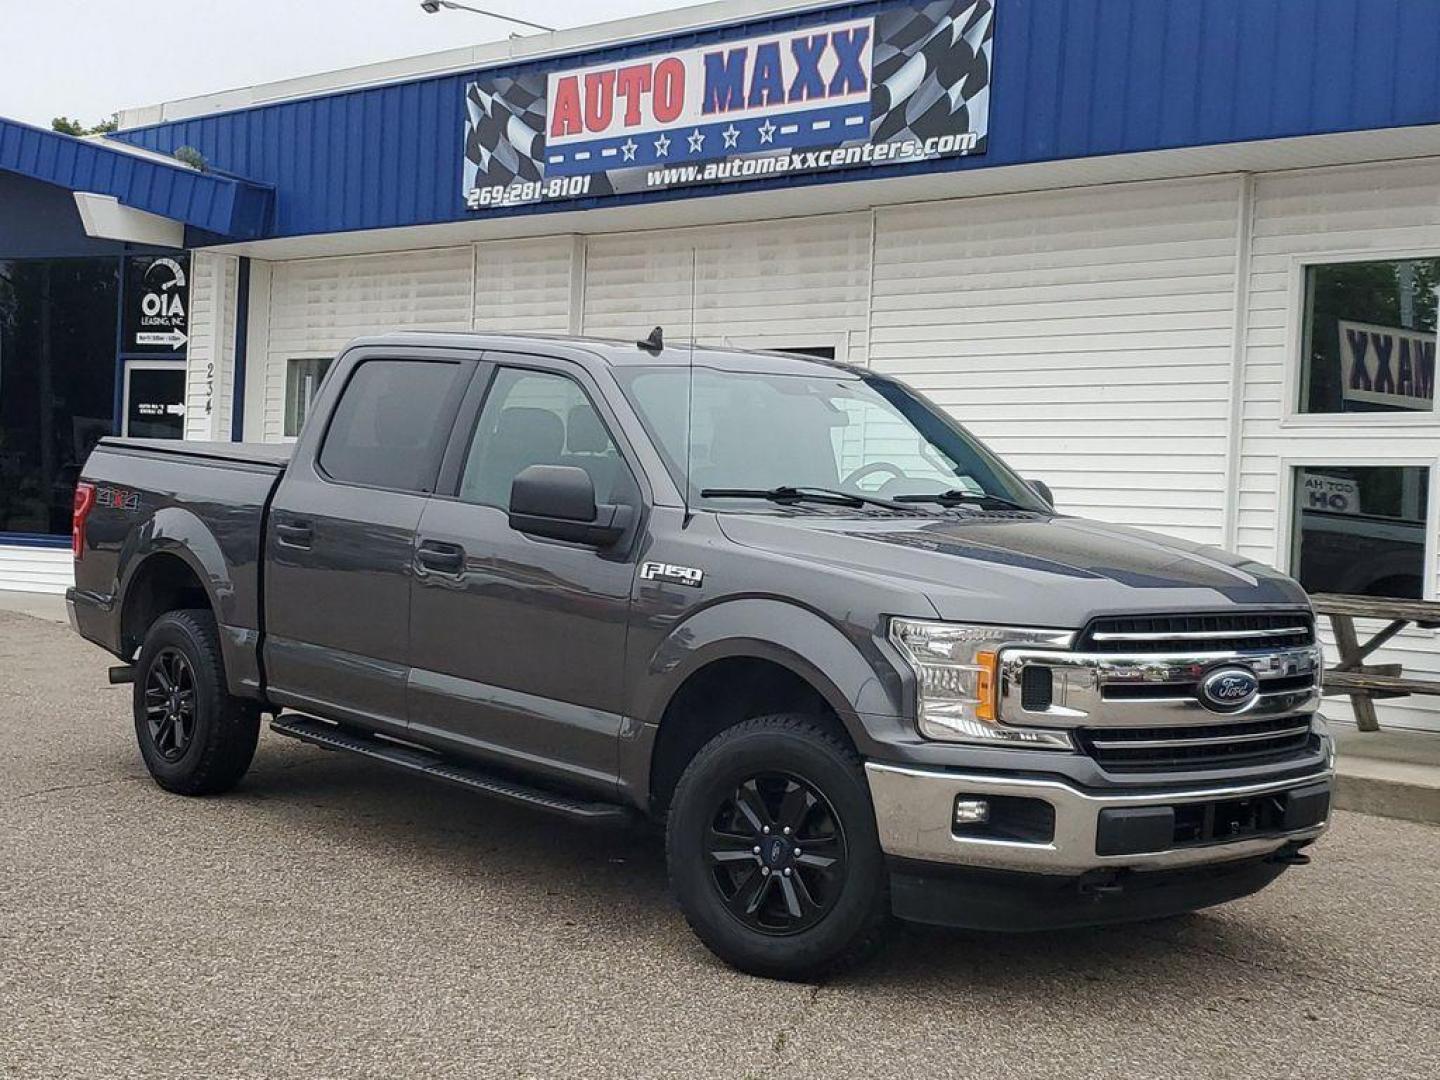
464,71,618,196
463,73,547,191
871,0,993,146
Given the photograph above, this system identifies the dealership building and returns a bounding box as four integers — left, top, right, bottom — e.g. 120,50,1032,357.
3,0,1440,731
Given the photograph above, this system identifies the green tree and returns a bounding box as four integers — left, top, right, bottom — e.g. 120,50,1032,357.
51,114,119,137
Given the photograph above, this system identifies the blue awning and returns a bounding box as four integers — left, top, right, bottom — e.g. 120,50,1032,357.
0,116,272,241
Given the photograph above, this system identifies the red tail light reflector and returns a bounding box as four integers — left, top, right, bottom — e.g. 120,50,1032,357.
72,481,96,559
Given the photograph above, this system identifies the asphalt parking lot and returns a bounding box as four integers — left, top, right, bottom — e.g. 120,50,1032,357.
2,608,1438,1080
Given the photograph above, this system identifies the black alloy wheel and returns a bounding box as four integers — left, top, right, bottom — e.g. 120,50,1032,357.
132,609,261,796
667,714,891,981
143,647,198,762
707,773,848,935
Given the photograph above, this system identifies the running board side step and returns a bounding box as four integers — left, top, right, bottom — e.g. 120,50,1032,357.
270,715,638,827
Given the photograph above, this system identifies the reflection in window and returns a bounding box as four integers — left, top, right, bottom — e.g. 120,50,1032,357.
459,368,625,509
616,367,1040,510
285,357,333,438
0,258,119,536
1292,465,1429,600
318,360,462,492
1300,258,1439,414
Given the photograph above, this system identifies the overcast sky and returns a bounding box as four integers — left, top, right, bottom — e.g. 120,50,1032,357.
0,0,694,128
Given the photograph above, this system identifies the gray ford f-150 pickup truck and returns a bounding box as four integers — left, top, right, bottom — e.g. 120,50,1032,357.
69,332,1333,980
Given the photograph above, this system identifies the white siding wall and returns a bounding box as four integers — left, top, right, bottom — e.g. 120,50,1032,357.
1239,159,1440,733
581,213,872,363
870,177,1244,546
0,546,72,594
183,252,238,441
474,236,580,334
260,247,474,441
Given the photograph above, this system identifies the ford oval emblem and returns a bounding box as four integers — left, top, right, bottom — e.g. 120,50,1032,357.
1199,666,1260,712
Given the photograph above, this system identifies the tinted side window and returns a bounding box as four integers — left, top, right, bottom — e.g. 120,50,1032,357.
319,359,462,492
459,367,628,509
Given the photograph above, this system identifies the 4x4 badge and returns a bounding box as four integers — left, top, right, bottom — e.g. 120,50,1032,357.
640,561,704,588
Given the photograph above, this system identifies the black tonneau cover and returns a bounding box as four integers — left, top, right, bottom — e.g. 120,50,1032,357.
96,437,292,470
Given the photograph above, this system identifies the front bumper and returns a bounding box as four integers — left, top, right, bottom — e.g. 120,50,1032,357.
886,850,1297,932
865,761,1333,875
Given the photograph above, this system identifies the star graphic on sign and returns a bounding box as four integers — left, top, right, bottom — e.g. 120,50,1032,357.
757,118,777,144
687,128,706,154
620,138,638,162
653,133,671,157
722,124,741,149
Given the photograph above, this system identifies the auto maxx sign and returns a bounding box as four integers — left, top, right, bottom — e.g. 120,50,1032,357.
1339,319,1437,411
462,0,994,211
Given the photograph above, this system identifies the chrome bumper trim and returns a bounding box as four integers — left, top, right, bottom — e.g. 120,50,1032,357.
996,644,1323,728
865,762,1333,875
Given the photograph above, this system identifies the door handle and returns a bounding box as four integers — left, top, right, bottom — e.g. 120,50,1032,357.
275,519,313,549
416,540,466,575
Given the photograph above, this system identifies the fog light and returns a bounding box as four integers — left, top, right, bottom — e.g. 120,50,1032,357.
953,798,991,825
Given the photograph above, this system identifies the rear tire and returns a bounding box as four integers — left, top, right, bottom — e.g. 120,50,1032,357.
666,714,891,981
133,609,261,796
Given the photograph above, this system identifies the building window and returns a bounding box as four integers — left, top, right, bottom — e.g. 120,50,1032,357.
1300,258,1439,414
0,258,120,537
1291,465,1430,600
285,357,332,437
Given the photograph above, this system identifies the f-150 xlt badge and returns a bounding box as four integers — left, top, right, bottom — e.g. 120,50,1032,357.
640,561,704,588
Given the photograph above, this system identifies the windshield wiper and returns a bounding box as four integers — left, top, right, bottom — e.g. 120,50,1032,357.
700,486,912,511
892,489,1035,512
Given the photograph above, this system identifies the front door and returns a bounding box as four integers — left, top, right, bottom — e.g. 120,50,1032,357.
122,363,186,439
263,350,475,736
407,358,643,795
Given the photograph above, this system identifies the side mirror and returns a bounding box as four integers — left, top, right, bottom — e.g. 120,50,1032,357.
508,464,632,547
1027,479,1055,508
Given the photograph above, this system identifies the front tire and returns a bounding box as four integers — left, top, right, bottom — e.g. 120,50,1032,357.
133,609,261,796
666,715,891,981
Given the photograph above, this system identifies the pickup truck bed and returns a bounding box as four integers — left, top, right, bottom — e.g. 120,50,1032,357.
70,437,292,698
99,438,294,469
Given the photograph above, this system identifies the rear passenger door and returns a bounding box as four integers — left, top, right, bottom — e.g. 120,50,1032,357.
264,349,475,736
407,355,645,795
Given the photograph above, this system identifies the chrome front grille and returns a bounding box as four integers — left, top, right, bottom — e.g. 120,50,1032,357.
996,609,1323,772
1079,612,1315,654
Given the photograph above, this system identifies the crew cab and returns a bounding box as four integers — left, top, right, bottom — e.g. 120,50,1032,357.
68,332,1333,979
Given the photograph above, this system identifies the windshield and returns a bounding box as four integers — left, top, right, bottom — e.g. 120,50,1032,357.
615,365,1048,511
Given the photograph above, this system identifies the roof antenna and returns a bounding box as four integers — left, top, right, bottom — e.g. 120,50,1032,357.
682,248,697,525
638,325,664,354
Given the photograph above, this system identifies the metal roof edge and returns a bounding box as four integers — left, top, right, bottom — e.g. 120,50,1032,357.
0,115,273,240
115,0,829,129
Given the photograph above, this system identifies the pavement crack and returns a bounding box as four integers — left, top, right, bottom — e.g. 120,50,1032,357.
6,775,142,804
763,983,820,1072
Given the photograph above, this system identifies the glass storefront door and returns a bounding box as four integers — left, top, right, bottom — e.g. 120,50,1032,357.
123,363,186,439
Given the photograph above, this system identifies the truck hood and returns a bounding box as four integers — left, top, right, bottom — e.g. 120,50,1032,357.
715,511,1309,628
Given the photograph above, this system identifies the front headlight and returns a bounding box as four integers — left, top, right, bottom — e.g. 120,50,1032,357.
888,618,1076,749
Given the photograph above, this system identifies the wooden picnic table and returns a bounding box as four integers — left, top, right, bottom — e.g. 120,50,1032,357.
1309,592,1440,732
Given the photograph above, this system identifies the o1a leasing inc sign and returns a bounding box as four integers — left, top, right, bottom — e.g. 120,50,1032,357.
123,255,190,354
462,0,994,211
